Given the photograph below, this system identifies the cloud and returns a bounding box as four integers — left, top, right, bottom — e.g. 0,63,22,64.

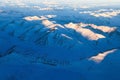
90,11,120,18
80,6,90,9
80,9,120,18
32,6,54,11
45,15,56,18
39,7,53,11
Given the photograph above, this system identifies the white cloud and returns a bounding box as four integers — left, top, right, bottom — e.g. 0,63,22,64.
39,7,53,11
80,6,90,9
45,15,56,18
80,9,120,18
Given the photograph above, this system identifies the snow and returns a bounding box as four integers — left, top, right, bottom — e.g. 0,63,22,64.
89,49,117,63
24,16,41,21
0,0,120,80
42,20,54,27
89,24,116,33
65,22,106,40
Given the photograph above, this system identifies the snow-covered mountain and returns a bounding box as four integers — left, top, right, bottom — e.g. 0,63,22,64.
0,1,120,80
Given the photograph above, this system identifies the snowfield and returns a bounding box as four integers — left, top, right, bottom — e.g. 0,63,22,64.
0,0,120,80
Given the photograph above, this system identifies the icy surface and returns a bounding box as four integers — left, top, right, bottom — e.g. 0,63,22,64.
0,0,120,80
